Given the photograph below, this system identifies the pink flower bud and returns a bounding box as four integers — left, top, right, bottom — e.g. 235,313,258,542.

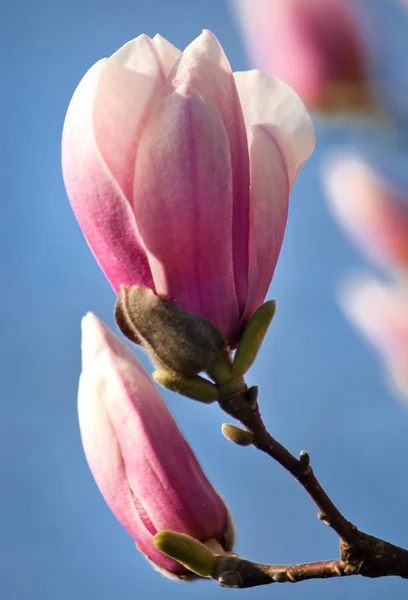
78,313,233,576
325,155,408,271
341,278,408,398
62,30,314,346
233,0,369,111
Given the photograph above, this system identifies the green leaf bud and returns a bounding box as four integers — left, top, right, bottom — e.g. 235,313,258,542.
153,370,220,403
232,300,276,377
154,531,217,578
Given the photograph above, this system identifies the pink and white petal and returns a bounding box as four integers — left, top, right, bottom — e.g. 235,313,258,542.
79,315,186,571
93,35,167,204
152,34,182,76
341,278,408,397
233,0,306,85
78,364,146,549
242,125,290,324
81,313,144,371
79,355,187,573
133,85,240,342
107,352,227,544
62,61,153,292
167,30,250,313
263,125,299,188
324,155,408,269
233,0,339,106
80,315,226,568
340,277,408,365
233,70,315,180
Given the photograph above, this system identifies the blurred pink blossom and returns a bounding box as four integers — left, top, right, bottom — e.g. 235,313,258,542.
62,30,314,345
233,0,369,111
78,313,233,576
325,155,408,271
341,277,408,397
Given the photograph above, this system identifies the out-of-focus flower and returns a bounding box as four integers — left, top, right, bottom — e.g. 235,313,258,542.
62,30,315,345
324,155,408,271
341,277,408,397
233,0,370,112
78,313,234,577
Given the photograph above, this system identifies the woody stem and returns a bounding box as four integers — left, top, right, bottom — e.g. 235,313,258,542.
216,385,408,587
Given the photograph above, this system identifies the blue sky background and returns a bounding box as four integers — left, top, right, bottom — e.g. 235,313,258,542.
2,0,408,598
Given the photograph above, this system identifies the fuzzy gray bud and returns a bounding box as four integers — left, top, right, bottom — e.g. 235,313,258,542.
115,285,227,376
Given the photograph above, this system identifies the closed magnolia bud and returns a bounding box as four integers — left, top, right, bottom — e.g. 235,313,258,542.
78,313,234,577
233,0,371,113
62,30,315,348
341,277,408,399
115,285,227,376
325,155,408,271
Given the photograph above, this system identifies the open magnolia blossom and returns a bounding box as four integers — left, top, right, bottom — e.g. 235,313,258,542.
233,0,369,112
341,277,408,398
78,313,234,577
325,155,408,271
62,30,315,346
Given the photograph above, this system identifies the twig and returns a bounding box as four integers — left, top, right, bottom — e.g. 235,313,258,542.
216,385,408,586
220,385,355,541
212,556,357,588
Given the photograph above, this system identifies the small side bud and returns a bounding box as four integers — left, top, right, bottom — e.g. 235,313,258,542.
115,285,227,376
232,301,276,377
153,370,220,403
217,569,242,588
246,385,259,408
154,531,216,578
299,450,310,471
272,570,290,583
318,512,331,526
222,424,253,446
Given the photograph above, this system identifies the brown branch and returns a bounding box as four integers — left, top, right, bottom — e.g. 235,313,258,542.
212,555,358,588
218,386,356,541
216,384,408,586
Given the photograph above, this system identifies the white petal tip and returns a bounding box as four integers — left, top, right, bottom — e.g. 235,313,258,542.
81,312,105,339
80,313,127,373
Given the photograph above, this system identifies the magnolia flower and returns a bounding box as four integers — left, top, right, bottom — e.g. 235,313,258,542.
324,155,408,271
62,30,315,346
341,277,408,397
78,313,234,577
233,0,369,112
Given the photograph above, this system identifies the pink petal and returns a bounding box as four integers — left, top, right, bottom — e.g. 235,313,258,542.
133,85,240,342
242,125,289,324
233,0,366,108
234,0,321,100
233,69,315,183
79,315,227,573
80,312,145,369
324,155,408,270
166,30,250,314
152,34,182,76
340,278,408,395
79,317,148,553
62,61,154,292
93,35,167,205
